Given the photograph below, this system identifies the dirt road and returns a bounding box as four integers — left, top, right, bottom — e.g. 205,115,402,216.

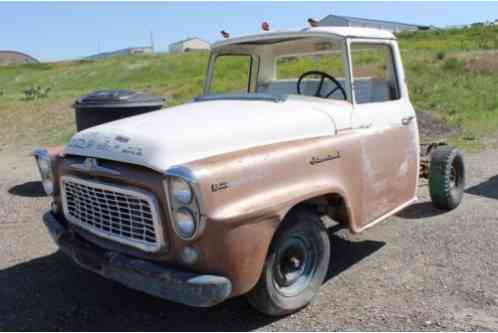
1,147,497,331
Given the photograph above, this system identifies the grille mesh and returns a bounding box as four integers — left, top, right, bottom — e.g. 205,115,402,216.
62,177,160,250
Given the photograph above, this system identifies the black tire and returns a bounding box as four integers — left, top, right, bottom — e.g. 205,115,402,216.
429,145,465,210
247,207,330,316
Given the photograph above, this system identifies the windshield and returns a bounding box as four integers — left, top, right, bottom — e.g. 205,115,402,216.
205,36,350,102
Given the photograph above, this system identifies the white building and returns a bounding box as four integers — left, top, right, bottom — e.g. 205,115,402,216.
168,37,210,53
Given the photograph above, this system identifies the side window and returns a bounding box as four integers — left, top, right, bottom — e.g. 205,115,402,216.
350,43,400,104
210,55,255,94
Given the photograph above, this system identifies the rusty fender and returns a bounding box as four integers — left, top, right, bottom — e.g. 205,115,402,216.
182,133,365,295
182,126,418,295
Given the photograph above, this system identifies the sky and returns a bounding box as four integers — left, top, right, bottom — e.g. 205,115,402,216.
1,1,497,62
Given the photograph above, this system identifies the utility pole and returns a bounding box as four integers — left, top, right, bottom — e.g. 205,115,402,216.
150,31,155,53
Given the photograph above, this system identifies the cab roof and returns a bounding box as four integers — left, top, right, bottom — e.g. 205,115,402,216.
212,26,396,50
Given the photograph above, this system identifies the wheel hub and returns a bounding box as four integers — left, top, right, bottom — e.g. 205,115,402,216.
273,235,317,296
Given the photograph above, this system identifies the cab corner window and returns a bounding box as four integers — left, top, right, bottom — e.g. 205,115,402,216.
210,55,254,94
351,43,400,104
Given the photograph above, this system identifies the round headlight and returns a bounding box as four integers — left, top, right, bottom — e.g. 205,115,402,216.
171,177,193,204
181,246,199,265
174,208,196,239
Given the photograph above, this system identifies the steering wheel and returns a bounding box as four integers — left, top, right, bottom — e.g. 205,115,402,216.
297,71,347,100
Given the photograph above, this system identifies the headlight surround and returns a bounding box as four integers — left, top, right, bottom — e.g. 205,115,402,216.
33,148,54,195
165,168,204,241
171,177,193,205
174,207,196,239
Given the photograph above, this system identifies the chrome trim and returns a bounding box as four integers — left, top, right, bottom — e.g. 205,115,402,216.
164,166,206,241
69,157,120,176
32,147,54,195
32,147,49,159
60,176,166,252
194,93,287,103
32,148,50,178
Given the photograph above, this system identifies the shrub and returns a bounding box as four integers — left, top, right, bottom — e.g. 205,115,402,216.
443,58,465,72
436,51,446,61
22,86,51,101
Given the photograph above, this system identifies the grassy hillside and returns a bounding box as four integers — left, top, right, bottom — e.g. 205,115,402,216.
0,26,497,150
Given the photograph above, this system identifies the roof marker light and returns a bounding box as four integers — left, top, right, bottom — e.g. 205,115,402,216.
308,18,319,27
220,30,230,39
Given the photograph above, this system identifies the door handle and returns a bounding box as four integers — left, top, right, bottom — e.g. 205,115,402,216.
401,116,414,125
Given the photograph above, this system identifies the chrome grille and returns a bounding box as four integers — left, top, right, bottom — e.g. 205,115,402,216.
61,176,164,252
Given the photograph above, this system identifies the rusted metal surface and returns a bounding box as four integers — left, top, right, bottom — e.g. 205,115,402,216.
419,142,448,179
186,125,418,233
419,159,430,179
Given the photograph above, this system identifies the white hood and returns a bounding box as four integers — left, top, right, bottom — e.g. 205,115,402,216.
64,96,340,172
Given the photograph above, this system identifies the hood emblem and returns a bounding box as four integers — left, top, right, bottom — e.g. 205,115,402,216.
115,135,130,143
70,157,120,176
83,157,95,171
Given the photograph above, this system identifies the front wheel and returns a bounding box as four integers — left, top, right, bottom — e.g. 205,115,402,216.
429,145,465,210
247,207,330,316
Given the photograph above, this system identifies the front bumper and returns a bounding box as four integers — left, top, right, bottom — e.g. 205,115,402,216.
43,211,232,307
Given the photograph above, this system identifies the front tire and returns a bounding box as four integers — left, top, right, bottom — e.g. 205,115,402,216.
429,145,465,210
247,207,330,316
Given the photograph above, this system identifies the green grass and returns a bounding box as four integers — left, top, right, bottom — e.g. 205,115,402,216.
0,26,497,150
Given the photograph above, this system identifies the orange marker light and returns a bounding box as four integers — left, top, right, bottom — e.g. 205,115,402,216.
308,18,319,27
220,30,230,39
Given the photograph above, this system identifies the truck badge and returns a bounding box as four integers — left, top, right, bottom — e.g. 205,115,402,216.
115,135,130,143
211,182,229,192
70,157,120,176
310,150,341,165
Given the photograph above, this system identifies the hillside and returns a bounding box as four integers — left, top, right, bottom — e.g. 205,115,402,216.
0,26,497,149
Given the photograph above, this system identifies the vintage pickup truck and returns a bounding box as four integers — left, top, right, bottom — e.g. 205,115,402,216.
34,26,465,316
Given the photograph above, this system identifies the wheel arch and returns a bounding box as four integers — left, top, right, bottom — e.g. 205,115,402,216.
278,190,355,232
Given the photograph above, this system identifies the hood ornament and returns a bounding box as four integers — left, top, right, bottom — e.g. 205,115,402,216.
70,157,120,176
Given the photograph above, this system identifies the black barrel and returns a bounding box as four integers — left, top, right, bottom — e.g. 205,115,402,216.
73,89,164,131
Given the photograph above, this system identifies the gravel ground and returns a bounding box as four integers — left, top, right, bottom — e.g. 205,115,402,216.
1,147,497,331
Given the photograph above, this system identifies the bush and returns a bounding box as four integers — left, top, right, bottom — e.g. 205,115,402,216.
443,58,465,72
22,86,51,101
436,51,446,61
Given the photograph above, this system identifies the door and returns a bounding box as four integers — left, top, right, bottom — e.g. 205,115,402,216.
349,40,419,227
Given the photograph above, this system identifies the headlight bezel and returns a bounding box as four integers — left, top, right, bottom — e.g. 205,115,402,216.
164,166,205,241
174,207,197,239
170,177,193,205
33,148,55,195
